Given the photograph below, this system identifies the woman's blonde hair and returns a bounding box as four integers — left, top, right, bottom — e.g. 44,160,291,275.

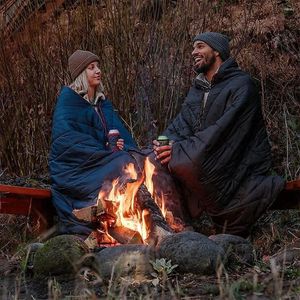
69,69,104,100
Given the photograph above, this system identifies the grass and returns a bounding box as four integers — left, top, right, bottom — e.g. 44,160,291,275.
0,0,299,178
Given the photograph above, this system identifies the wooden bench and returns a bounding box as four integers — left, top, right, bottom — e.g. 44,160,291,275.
0,184,55,233
271,180,300,210
0,179,299,233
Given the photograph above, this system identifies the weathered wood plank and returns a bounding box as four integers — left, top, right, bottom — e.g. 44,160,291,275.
0,184,51,198
0,184,54,233
269,179,300,210
285,179,300,190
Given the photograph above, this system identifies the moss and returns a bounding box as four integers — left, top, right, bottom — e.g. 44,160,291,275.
33,235,89,278
20,242,44,273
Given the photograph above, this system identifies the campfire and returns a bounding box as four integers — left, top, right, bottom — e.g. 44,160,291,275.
73,157,173,247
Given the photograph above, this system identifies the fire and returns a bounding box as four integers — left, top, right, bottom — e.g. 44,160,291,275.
105,163,147,239
98,157,167,243
144,157,167,218
144,157,155,195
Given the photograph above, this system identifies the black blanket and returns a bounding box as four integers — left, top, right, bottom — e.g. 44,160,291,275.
163,58,284,235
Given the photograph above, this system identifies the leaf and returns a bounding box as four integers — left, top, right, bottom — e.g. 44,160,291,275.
166,264,178,274
152,278,160,286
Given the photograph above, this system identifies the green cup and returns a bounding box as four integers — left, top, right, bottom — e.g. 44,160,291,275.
157,135,169,146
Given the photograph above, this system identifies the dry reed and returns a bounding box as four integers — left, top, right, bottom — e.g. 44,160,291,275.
0,0,299,179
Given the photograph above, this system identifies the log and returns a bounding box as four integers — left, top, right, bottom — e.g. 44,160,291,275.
72,200,116,224
135,184,173,246
73,205,96,222
108,226,143,244
85,228,118,249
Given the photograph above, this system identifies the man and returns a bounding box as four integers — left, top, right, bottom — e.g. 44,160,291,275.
154,32,285,237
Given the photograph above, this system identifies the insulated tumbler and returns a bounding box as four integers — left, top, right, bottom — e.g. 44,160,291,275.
108,129,120,151
157,135,169,146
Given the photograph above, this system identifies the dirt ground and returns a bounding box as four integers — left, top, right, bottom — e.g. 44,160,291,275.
1,211,300,299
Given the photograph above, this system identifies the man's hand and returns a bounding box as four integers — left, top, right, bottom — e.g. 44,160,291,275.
153,140,172,165
117,139,124,150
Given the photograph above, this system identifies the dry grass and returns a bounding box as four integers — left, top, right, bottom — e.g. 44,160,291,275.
0,215,29,255
0,0,299,178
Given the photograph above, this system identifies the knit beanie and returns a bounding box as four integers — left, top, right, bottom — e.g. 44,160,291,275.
68,50,100,81
193,32,230,61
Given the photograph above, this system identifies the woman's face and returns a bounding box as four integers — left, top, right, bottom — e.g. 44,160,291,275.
86,61,101,89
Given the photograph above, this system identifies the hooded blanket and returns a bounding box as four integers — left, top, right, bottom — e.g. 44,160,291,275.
163,58,284,236
49,86,138,235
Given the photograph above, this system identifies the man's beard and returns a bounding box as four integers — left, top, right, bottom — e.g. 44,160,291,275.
194,54,216,74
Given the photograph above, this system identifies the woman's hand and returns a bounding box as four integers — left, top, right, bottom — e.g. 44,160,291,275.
116,138,124,150
153,140,172,164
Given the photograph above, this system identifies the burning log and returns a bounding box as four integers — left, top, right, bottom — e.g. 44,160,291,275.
73,160,174,247
135,184,173,246
108,226,143,244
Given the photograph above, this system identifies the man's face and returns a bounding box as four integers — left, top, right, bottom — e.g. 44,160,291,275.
192,41,217,74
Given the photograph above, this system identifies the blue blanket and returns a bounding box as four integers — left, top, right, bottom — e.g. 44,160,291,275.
49,86,138,236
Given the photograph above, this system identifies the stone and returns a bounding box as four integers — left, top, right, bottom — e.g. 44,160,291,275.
81,244,154,281
269,238,300,265
156,231,225,274
33,235,89,278
209,234,254,265
270,248,300,265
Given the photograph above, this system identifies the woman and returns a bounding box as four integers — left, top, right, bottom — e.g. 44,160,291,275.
49,50,138,237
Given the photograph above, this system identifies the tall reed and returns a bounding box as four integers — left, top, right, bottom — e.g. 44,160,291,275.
0,0,299,178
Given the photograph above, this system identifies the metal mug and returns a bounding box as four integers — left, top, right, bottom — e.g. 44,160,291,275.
108,129,120,152
157,135,169,146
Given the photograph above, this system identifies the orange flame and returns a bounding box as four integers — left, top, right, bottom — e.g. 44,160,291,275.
103,163,148,240
144,157,167,218
99,158,167,243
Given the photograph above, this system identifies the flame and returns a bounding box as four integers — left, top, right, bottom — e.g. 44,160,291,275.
103,163,148,240
160,193,166,218
144,157,167,218
99,158,168,243
144,157,155,195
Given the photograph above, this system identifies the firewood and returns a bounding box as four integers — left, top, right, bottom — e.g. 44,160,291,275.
108,226,143,244
73,205,96,222
135,184,173,246
72,201,115,224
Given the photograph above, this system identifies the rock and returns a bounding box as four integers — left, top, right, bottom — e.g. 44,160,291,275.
269,238,300,265
81,244,154,281
209,234,254,265
156,231,225,274
270,248,300,265
33,235,89,278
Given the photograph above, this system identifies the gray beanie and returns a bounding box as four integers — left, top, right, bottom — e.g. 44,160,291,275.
193,32,230,61
68,50,100,81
